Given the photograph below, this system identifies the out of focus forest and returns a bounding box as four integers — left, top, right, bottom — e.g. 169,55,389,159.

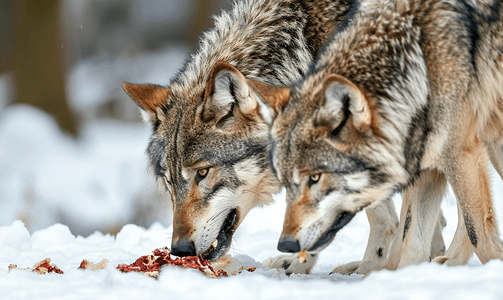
0,0,231,236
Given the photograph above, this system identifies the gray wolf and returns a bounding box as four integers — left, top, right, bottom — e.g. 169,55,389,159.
123,0,352,274
123,0,443,274
248,0,503,269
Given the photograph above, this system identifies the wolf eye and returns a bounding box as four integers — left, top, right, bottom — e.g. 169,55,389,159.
198,168,209,177
308,173,321,185
195,168,210,185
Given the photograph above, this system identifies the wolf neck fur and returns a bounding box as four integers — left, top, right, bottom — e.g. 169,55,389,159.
293,1,428,180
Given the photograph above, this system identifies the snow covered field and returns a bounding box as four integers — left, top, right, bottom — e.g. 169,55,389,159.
2,192,503,299
2,91,503,299
0,105,171,236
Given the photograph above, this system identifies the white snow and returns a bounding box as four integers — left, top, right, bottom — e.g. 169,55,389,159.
2,105,503,299
0,104,170,236
2,196,503,299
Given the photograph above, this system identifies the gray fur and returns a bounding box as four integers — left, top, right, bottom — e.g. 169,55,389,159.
132,0,353,262
263,0,503,266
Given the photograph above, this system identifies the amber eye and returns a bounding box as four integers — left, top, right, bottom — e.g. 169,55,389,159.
195,168,210,185
197,168,209,178
309,173,321,184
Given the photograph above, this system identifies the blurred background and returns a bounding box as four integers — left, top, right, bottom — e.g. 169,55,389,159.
0,0,232,236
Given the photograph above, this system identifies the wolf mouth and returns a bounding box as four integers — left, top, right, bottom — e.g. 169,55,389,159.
202,208,239,261
308,211,355,252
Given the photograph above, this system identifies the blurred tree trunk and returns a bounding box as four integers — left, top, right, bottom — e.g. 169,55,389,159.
14,0,78,136
187,0,223,50
0,0,16,73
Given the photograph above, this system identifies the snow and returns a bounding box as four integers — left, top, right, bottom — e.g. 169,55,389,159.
2,200,503,299
2,104,503,299
0,104,170,236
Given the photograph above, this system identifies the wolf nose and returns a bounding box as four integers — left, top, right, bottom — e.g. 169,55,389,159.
171,239,196,257
277,237,301,253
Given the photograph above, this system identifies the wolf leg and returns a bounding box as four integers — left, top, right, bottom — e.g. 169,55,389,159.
381,170,446,270
432,203,475,265
381,197,408,270
262,253,318,275
331,197,398,275
396,169,447,268
430,211,447,259
436,140,503,265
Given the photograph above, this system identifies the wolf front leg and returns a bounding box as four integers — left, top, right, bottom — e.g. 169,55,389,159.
432,203,475,265
397,169,447,268
435,138,503,265
331,197,398,275
382,169,447,270
430,211,447,258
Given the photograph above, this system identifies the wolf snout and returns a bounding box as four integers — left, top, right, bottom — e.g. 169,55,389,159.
171,239,196,257
277,236,301,253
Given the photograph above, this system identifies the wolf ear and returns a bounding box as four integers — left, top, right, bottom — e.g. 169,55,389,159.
201,62,255,124
202,62,289,128
321,74,371,132
246,79,290,125
122,83,170,123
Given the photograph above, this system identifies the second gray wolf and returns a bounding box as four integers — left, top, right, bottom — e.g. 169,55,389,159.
249,0,503,269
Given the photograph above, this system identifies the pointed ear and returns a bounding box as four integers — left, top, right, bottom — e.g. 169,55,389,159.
246,79,290,125
122,82,170,122
201,62,256,123
321,74,371,132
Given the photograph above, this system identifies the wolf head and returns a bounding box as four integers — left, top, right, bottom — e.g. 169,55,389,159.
249,6,430,253
124,62,282,260
249,74,395,253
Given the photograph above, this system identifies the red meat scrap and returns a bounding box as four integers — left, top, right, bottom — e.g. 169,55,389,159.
8,258,64,274
79,259,109,271
116,247,229,279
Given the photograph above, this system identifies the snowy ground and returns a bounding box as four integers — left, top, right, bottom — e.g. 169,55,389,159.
2,190,503,299
0,105,171,236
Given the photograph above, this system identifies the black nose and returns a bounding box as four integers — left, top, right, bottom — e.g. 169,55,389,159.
277,236,301,253
171,239,196,257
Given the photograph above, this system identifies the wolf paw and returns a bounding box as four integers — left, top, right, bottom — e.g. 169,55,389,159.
432,256,450,265
330,261,361,275
262,253,318,275
330,259,384,275
432,255,468,266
